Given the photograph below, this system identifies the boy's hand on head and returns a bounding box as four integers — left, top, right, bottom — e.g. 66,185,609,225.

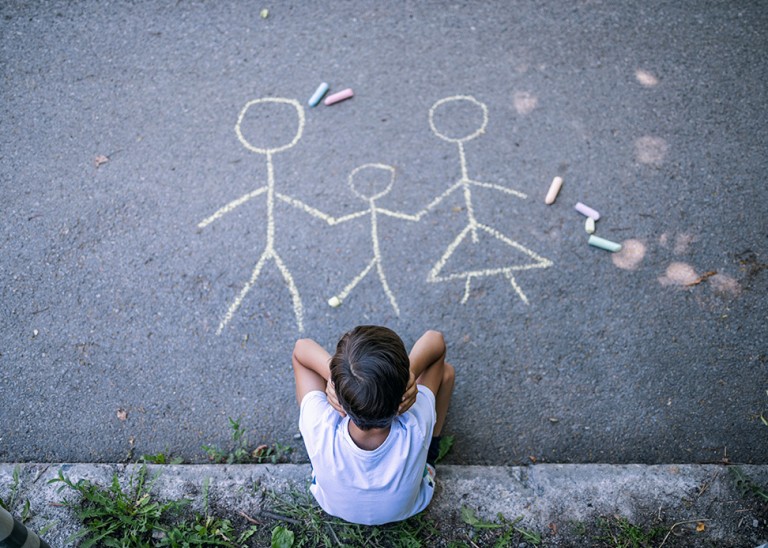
398,371,417,415
326,379,347,417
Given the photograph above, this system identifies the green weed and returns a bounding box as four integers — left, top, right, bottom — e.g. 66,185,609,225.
271,525,295,548
139,452,184,465
436,435,455,464
0,465,31,523
203,417,293,464
730,466,768,502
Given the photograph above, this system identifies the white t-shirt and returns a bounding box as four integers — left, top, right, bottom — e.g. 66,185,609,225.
299,384,437,525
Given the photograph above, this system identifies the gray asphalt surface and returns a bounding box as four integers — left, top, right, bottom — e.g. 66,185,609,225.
1,1,766,465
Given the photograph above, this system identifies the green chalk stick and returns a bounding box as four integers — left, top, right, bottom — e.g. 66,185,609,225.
588,235,622,252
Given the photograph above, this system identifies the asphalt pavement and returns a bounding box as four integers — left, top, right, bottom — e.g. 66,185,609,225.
1,1,767,466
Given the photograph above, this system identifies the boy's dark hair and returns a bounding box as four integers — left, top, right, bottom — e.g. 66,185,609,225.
330,325,410,430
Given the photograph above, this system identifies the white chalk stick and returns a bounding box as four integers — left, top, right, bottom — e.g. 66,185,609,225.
545,176,563,205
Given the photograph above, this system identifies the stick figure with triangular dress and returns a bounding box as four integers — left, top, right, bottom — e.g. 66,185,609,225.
421,95,553,304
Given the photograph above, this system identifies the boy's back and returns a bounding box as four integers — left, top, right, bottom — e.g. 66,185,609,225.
299,384,436,525
292,327,455,525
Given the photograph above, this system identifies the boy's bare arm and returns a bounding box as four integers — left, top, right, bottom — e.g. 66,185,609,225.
401,330,446,411
292,338,332,405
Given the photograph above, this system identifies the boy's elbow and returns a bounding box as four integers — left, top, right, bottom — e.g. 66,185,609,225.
292,339,310,367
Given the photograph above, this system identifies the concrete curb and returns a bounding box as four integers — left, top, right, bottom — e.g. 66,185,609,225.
1,463,766,546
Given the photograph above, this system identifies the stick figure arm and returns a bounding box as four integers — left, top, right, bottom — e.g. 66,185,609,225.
276,193,336,224
198,187,268,228
411,180,464,219
330,210,368,225
377,208,421,222
468,180,527,199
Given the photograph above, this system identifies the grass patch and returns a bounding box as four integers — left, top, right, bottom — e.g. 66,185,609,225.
594,515,666,548
460,506,542,546
50,465,264,547
49,466,454,547
50,465,189,547
264,487,438,547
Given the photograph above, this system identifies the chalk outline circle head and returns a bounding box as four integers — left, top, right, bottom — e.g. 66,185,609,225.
429,95,488,143
349,163,396,201
235,97,305,154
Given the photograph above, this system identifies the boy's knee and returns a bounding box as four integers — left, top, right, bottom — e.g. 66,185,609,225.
425,330,446,354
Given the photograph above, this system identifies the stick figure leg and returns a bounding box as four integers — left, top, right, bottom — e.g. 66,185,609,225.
332,257,376,303
504,270,529,305
375,259,400,315
273,251,305,332
218,250,271,335
461,274,475,304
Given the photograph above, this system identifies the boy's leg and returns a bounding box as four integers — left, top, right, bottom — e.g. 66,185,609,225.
432,362,455,437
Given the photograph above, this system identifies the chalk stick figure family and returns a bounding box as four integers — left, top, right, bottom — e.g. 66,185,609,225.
198,95,552,334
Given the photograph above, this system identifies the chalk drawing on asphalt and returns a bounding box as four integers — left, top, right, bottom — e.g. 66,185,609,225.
421,95,553,304
327,163,420,315
198,97,334,334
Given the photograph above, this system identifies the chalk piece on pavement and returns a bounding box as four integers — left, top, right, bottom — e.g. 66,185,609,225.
588,235,622,252
545,176,563,204
328,296,342,308
324,88,354,106
585,217,596,234
575,202,601,220
308,82,329,107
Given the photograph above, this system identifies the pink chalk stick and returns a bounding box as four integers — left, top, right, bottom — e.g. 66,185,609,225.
575,202,600,221
324,88,354,106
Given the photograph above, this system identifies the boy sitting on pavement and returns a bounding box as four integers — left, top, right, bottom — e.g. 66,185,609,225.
292,326,455,525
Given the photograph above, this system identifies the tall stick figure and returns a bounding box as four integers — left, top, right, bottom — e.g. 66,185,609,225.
421,95,552,304
198,97,333,334
327,164,420,315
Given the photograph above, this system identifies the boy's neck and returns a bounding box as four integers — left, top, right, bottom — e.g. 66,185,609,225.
347,421,391,451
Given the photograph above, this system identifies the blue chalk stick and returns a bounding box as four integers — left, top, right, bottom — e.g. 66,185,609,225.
308,82,329,107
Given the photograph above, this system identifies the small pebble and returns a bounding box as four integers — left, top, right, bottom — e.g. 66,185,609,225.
585,217,596,234
328,296,342,308
260,8,269,19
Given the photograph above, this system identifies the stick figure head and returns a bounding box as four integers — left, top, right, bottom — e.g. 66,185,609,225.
429,95,488,143
348,163,395,201
330,325,410,430
235,97,305,155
